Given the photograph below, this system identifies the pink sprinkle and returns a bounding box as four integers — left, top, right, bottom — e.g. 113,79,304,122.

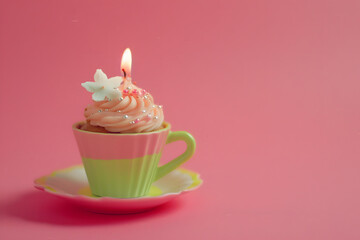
134,118,140,123
141,89,146,95
123,89,129,94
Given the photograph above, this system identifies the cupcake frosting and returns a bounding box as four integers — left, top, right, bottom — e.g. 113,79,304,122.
82,70,164,133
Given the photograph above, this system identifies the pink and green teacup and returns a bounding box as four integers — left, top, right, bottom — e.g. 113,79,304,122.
73,122,196,198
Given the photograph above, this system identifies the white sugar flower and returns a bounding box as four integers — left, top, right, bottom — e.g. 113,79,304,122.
81,69,122,101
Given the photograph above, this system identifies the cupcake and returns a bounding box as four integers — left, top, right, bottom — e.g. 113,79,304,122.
73,49,195,198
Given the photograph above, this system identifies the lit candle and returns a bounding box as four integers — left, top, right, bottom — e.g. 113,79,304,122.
121,48,132,78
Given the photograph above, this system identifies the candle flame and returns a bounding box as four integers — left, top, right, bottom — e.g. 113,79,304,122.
121,48,132,77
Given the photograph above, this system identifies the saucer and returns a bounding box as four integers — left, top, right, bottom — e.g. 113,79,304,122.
34,165,202,214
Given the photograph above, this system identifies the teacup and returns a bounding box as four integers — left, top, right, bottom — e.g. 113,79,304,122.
73,121,196,198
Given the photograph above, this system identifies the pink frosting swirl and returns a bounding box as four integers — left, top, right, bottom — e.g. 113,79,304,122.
83,79,164,133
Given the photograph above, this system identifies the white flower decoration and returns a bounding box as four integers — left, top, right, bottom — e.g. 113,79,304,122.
81,69,123,101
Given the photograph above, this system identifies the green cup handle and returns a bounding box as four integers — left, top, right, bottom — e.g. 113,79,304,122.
155,131,196,181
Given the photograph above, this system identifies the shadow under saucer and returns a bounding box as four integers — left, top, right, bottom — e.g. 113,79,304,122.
3,191,184,226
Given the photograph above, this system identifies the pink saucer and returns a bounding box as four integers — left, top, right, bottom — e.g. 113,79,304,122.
34,165,202,214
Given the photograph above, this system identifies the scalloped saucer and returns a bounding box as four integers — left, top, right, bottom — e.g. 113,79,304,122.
34,165,202,214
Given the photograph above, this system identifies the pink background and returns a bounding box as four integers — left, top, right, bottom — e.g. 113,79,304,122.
1,0,360,239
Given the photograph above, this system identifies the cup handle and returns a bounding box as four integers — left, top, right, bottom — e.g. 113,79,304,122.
154,131,196,181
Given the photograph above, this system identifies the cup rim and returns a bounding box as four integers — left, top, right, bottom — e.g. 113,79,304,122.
72,121,171,136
